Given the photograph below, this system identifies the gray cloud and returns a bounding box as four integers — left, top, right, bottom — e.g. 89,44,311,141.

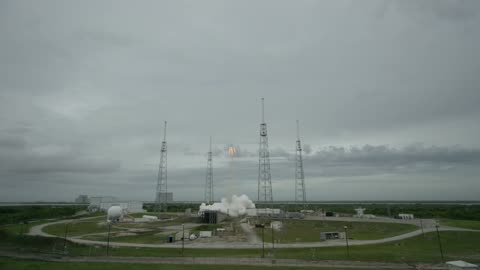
1,0,479,201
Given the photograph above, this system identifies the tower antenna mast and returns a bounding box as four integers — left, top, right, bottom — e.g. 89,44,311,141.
258,98,273,202
155,121,168,213
205,136,214,204
295,120,306,205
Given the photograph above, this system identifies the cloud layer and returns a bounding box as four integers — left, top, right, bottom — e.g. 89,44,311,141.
1,0,479,201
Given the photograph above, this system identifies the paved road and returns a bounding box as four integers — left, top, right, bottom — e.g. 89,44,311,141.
0,250,447,270
29,217,479,249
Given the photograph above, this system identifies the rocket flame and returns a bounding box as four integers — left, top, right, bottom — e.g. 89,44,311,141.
228,146,236,157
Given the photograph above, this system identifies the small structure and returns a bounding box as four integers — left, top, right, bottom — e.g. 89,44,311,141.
246,208,283,218
99,201,144,213
446,261,478,270
270,221,282,230
320,231,345,241
354,207,365,218
199,231,212,238
398,213,414,220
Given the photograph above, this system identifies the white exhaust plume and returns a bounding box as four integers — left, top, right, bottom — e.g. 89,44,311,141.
199,194,255,217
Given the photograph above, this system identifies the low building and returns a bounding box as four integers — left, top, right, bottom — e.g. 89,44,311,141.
446,261,478,270
354,207,366,218
320,231,346,241
199,231,212,238
99,201,145,213
398,213,414,220
246,208,282,217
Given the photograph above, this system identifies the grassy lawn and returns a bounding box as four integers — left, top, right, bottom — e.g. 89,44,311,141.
1,220,49,235
43,219,119,237
83,231,172,244
255,220,418,243
440,219,480,230
0,258,376,270
1,225,479,263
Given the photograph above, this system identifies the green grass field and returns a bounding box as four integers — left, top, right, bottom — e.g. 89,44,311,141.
0,258,378,270
1,225,479,263
43,219,118,237
255,220,418,243
440,219,480,230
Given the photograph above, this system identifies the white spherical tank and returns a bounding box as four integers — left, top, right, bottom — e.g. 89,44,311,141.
107,206,123,222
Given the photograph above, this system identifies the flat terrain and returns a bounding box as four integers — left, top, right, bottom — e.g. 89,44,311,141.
0,257,395,270
255,219,418,243
440,219,480,230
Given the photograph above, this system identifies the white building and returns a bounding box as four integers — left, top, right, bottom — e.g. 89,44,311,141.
354,208,365,217
246,208,281,217
398,213,414,220
99,201,145,213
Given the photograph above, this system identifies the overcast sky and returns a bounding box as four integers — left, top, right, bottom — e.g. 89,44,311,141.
1,0,479,202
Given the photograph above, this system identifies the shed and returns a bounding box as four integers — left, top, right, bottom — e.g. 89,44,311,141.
199,231,212,238
320,232,345,241
446,261,478,270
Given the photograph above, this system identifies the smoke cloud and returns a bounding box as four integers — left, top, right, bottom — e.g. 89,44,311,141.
199,194,256,217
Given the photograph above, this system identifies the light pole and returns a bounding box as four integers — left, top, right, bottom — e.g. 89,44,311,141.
182,224,185,256
344,226,349,257
420,219,425,237
435,224,445,263
271,223,275,258
106,222,111,256
63,222,69,254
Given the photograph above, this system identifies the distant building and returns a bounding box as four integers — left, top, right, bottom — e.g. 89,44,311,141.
398,213,414,220
446,260,478,270
246,208,282,217
354,208,366,217
99,201,144,213
89,196,117,206
75,195,89,204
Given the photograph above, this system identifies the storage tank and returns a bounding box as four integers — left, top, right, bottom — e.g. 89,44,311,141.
107,206,123,222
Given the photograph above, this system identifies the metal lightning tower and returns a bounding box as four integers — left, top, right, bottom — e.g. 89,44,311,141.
295,120,306,203
204,136,214,204
155,121,168,213
258,98,273,202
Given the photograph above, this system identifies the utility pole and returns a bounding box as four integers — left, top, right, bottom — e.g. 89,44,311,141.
258,98,273,202
271,224,275,257
435,224,445,263
155,121,168,213
294,120,306,205
182,224,185,256
204,136,214,204
344,226,350,257
63,223,69,254
106,222,111,256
